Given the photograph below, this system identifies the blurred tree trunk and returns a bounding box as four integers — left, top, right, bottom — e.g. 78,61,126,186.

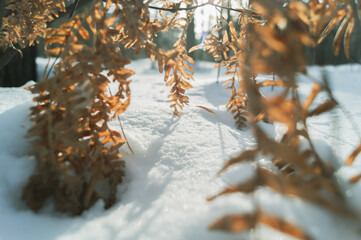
0,0,37,87
0,46,37,87
186,4,196,59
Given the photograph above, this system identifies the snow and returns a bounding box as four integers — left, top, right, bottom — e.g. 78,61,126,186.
0,58,361,240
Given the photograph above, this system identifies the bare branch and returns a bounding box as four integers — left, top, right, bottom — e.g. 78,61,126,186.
149,2,210,12
49,0,94,27
69,0,81,18
148,1,258,16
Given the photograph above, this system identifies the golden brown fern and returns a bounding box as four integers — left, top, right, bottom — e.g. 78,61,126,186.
106,0,195,115
8,0,196,213
155,35,194,116
0,0,65,50
208,1,357,239
149,3,196,116
23,1,132,215
191,14,262,128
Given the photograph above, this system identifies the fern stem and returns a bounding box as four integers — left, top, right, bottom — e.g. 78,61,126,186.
118,118,134,154
107,86,134,154
47,73,56,166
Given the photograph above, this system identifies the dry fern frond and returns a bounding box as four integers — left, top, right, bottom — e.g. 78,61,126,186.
250,0,314,76
194,16,261,128
23,1,132,215
346,143,361,183
144,7,195,116
158,35,194,116
0,0,66,50
209,210,314,240
97,0,196,115
209,0,357,238
346,143,361,166
350,173,361,184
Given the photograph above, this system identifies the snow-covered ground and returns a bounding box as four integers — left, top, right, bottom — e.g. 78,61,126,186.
0,59,361,240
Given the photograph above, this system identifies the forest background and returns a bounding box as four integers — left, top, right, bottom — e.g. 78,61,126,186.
2,0,361,87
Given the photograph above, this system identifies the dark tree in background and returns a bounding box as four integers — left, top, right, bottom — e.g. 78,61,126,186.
312,2,361,65
0,46,37,87
186,4,197,59
0,0,95,87
0,0,37,87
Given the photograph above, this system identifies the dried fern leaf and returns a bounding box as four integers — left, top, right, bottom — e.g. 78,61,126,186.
257,80,286,88
259,214,313,240
208,213,257,232
332,9,352,56
343,18,354,59
78,26,90,40
207,178,258,201
302,83,322,112
209,211,313,240
308,100,337,117
195,105,216,115
258,168,354,216
218,149,259,174
265,98,296,131
350,173,361,184
317,9,347,44
345,143,361,165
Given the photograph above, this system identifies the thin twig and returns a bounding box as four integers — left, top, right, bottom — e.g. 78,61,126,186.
44,0,81,80
149,2,209,12
47,61,57,166
118,118,134,154
107,86,134,155
41,57,51,81
148,1,257,16
69,0,81,18
0,48,18,71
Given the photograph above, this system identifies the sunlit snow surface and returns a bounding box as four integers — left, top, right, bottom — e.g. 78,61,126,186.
0,59,361,240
